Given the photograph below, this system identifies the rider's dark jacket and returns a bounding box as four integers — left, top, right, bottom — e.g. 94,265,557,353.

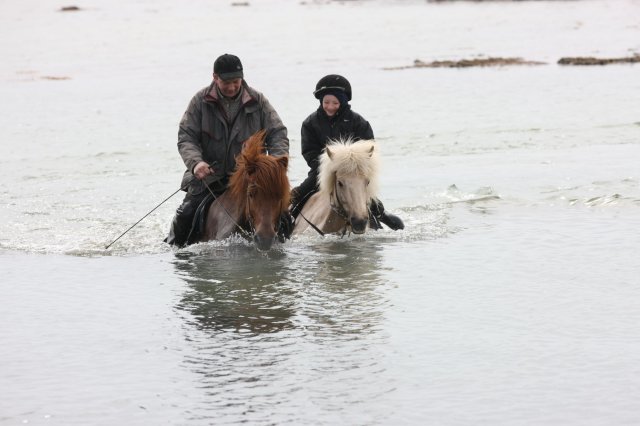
301,104,374,173
178,80,289,195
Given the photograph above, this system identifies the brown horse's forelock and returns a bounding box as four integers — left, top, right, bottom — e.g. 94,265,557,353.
254,158,290,200
228,133,290,210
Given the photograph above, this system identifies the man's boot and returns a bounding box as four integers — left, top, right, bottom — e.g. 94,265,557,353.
165,213,191,247
164,194,202,247
369,199,404,231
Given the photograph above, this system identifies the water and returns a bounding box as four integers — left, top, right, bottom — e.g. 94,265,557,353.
1,0,640,424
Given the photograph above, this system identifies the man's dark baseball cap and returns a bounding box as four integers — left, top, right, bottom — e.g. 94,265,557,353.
214,54,244,80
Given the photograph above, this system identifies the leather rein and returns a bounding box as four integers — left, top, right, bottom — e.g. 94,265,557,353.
297,175,351,237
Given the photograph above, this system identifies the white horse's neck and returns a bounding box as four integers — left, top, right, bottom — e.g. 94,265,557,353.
294,192,345,235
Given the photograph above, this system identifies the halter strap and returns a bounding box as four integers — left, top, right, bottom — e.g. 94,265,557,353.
245,184,256,236
245,183,289,239
330,177,350,222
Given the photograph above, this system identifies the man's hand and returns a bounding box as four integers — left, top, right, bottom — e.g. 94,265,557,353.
193,161,214,180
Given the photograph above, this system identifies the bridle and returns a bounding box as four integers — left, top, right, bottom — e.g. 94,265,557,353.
245,183,257,235
244,182,285,239
296,174,352,237
330,175,351,236
329,176,350,223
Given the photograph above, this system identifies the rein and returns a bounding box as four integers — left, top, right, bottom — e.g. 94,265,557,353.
105,178,196,249
294,177,350,237
290,191,325,236
298,210,325,237
203,182,254,240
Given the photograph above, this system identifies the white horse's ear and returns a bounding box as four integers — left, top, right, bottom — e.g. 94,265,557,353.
368,146,374,157
326,147,334,159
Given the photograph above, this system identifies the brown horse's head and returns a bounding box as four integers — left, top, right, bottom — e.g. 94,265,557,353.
229,130,290,251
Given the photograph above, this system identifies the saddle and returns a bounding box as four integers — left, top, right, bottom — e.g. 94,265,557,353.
186,193,215,245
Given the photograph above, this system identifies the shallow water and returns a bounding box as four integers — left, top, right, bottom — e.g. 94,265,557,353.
2,0,640,424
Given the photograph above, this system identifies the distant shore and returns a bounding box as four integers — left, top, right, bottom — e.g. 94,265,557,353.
385,54,640,70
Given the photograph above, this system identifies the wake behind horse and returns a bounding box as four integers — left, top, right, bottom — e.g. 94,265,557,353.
200,130,290,251
292,138,379,236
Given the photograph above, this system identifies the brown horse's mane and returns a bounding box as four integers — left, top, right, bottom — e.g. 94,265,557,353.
228,130,290,210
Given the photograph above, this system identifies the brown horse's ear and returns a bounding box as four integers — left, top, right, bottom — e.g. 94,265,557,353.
277,155,288,169
326,147,334,160
368,145,375,157
237,150,254,174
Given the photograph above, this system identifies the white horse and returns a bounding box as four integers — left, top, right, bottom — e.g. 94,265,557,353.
292,138,380,236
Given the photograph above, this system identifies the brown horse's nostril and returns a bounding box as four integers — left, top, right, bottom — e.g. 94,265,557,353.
254,234,276,252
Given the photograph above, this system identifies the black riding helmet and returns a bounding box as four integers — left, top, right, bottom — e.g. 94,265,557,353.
313,74,352,101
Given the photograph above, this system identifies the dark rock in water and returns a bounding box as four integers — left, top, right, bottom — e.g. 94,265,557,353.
231,1,250,5
60,6,80,12
41,76,71,80
384,57,546,70
558,55,640,66
427,0,563,2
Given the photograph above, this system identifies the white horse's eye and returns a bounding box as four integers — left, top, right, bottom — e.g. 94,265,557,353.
337,180,344,187
366,179,370,186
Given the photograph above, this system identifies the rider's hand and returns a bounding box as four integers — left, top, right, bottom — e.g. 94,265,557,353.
193,161,214,180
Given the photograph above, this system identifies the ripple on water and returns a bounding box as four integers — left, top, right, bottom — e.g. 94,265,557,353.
169,241,399,423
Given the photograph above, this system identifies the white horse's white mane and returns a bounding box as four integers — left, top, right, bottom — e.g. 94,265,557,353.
317,138,380,199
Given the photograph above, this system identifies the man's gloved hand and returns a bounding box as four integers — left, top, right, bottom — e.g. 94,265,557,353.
193,161,214,180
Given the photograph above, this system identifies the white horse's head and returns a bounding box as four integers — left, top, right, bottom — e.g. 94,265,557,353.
317,138,380,234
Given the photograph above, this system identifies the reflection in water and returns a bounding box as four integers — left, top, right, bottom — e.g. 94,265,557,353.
291,240,391,338
173,240,389,336
174,245,297,334
172,240,393,424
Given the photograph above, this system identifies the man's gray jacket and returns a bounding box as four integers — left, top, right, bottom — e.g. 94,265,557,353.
177,80,289,195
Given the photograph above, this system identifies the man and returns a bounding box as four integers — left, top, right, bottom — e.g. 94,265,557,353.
166,54,289,247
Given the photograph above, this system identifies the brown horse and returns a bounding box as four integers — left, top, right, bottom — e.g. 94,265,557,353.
200,130,290,251
292,139,379,236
